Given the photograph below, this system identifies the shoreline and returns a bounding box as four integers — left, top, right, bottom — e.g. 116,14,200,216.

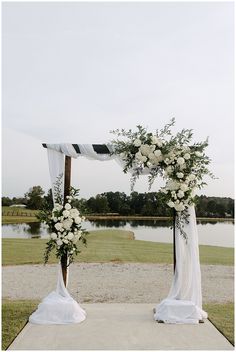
2,215,234,225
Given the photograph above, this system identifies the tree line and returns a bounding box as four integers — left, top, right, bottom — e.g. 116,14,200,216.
2,185,234,218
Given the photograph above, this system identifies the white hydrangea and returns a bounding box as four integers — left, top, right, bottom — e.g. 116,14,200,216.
177,172,184,179
140,144,155,156
177,157,185,165
184,153,190,160
166,180,180,191
167,201,175,208
188,174,196,181
174,202,185,212
151,136,163,147
180,183,189,192
154,149,162,157
177,190,185,198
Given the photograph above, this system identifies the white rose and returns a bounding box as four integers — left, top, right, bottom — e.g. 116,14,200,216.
195,151,202,157
177,157,185,165
180,184,189,192
64,203,71,210
188,174,196,181
50,233,57,240
56,239,63,246
184,153,190,160
177,172,184,179
67,232,74,240
63,239,69,244
70,208,80,218
177,190,185,198
134,139,142,147
164,158,170,165
167,201,175,208
75,216,82,224
62,219,73,230
52,217,58,222
55,222,63,231
62,210,70,218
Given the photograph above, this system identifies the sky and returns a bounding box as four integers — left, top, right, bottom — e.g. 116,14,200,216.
2,1,234,200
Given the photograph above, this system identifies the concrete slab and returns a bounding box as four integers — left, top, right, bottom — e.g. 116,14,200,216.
8,304,233,350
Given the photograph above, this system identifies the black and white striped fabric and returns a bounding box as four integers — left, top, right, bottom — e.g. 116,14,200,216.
43,143,112,158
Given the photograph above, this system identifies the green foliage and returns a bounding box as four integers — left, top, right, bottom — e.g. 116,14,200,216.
24,185,45,210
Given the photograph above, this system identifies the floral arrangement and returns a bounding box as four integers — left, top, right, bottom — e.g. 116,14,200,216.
110,118,215,240
40,184,87,266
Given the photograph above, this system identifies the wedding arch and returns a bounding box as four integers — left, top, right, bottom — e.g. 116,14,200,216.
30,121,212,325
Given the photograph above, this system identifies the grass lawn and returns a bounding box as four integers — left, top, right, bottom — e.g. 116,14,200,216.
2,299,39,350
2,230,234,266
203,302,234,345
2,300,234,350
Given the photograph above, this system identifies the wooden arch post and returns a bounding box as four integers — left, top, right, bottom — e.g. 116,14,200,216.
61,155,71,287
173,209,176,272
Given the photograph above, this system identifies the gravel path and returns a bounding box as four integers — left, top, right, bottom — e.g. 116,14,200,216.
2,263,233,303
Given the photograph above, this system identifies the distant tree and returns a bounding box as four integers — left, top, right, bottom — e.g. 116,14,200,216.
87,195,110,213
25,186,45,209
1,197,13,206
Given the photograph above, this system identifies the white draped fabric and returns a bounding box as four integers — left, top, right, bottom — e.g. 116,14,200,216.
32,143,206,325
154,206,207,323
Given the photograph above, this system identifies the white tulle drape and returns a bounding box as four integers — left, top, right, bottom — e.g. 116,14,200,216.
154,206,207,323
33,143,206,325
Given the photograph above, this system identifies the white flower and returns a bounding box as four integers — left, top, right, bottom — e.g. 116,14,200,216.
177,157,185,165
54,203,63,211
179,163,186,170
184,153,190,160
70,208,80,218
52,216,58,222
167,201,175,208
166,166,173,175
63,239,69,244
164,158,170,165
177,172,184,179
180,183,189,192
151,136,163,147
147,161,153,168
177,190,185,198
64,203,71,210
62,219,73,230
166,180,180,191
154,149,162,157
135,151,143,161
140,144,154,156
195,151,202,157
75,216,82,224
62,210,70,218
50,233,57,240
134,139,142,147
174,202,185,212
56,239,63,246
188,174,196,181
67,232,74,240
148,152,155,160
55,222,63,231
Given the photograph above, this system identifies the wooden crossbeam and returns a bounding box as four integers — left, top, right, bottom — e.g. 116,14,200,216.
42,143,110,154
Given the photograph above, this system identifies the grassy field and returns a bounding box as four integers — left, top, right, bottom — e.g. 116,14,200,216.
2,206,38,223
2,230,234,266
2,299,234,350
2,206,234,224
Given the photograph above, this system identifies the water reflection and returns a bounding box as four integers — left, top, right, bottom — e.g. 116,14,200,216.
1,219,234,247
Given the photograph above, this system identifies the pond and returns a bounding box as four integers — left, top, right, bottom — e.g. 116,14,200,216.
2,219,234,248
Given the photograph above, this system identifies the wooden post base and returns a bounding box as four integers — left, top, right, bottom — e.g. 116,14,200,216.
61,254,68,287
